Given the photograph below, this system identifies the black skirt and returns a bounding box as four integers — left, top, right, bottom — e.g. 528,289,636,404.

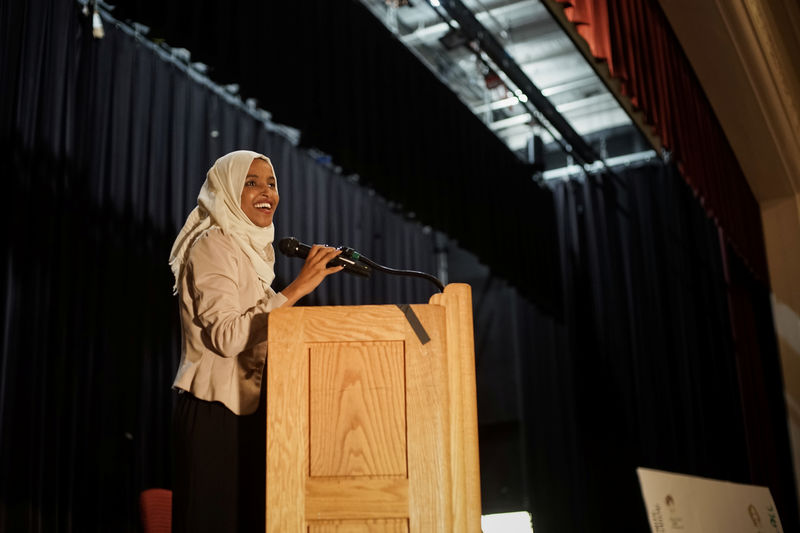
172,386,266,533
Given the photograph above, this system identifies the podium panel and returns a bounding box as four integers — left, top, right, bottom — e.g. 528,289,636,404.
308,519,408,533
309,341,407,478
266,284,480,532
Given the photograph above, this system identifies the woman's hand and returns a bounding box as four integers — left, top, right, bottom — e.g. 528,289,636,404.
280,245,345,307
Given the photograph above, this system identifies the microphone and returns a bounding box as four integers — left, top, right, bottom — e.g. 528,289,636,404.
278,237,371,278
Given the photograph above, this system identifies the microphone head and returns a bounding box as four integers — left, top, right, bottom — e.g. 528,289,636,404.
278,237,301,257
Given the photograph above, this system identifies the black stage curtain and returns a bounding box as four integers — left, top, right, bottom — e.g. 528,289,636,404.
109,0,563,313
724,241,798,529
2,1,797,532
458,164,798,531
0,2,438,531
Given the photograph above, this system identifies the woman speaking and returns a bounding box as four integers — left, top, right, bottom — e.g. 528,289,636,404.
167,150,342,532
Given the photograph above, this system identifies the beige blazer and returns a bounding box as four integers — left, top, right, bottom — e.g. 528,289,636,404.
173,229,287,415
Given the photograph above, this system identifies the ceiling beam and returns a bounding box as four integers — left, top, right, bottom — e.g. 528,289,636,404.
438,0,603,165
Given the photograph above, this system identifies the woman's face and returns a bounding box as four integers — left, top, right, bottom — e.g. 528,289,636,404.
240,158,280,227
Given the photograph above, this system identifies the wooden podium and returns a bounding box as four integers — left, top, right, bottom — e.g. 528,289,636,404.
265,283,481,532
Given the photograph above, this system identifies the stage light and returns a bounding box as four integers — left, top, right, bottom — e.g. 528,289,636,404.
481,511,534,532
91,7,104,39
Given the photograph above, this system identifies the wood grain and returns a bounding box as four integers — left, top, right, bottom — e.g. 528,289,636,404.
266,309,309,533
305,478,408,520
295,306,409,342
307,518,408,533
403,304,452,532
266,285,480,532
438,284,483,533
309,342,407,477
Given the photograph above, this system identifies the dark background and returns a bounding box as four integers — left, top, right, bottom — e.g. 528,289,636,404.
1,0,796,531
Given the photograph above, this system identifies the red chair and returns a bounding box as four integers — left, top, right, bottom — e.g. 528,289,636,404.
140,488,172,533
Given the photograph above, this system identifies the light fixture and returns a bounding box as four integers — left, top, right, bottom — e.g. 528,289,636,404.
481,511,534,533
91,3,104,39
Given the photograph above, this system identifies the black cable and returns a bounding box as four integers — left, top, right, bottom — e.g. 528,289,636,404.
342,248,445,292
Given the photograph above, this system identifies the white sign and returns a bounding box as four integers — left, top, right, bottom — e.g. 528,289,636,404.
637,467,783,533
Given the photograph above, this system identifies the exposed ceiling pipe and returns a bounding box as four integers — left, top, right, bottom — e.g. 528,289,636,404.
399,0,542,44
470,74,601,113
435,0,604,167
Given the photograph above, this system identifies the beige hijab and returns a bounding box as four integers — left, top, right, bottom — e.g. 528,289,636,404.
169,150,277,293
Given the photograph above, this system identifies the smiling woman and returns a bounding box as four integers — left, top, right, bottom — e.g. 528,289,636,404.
240,158,280,228
167,150,344,532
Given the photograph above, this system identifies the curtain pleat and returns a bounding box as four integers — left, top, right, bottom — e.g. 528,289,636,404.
0,2,439,531
2,1,796,532
104,0,563,312
472,165,795,530
558,0,768,282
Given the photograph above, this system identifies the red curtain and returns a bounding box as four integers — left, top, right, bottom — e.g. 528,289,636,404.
558,0,768,282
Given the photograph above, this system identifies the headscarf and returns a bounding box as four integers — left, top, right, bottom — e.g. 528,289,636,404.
169,150,277,294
